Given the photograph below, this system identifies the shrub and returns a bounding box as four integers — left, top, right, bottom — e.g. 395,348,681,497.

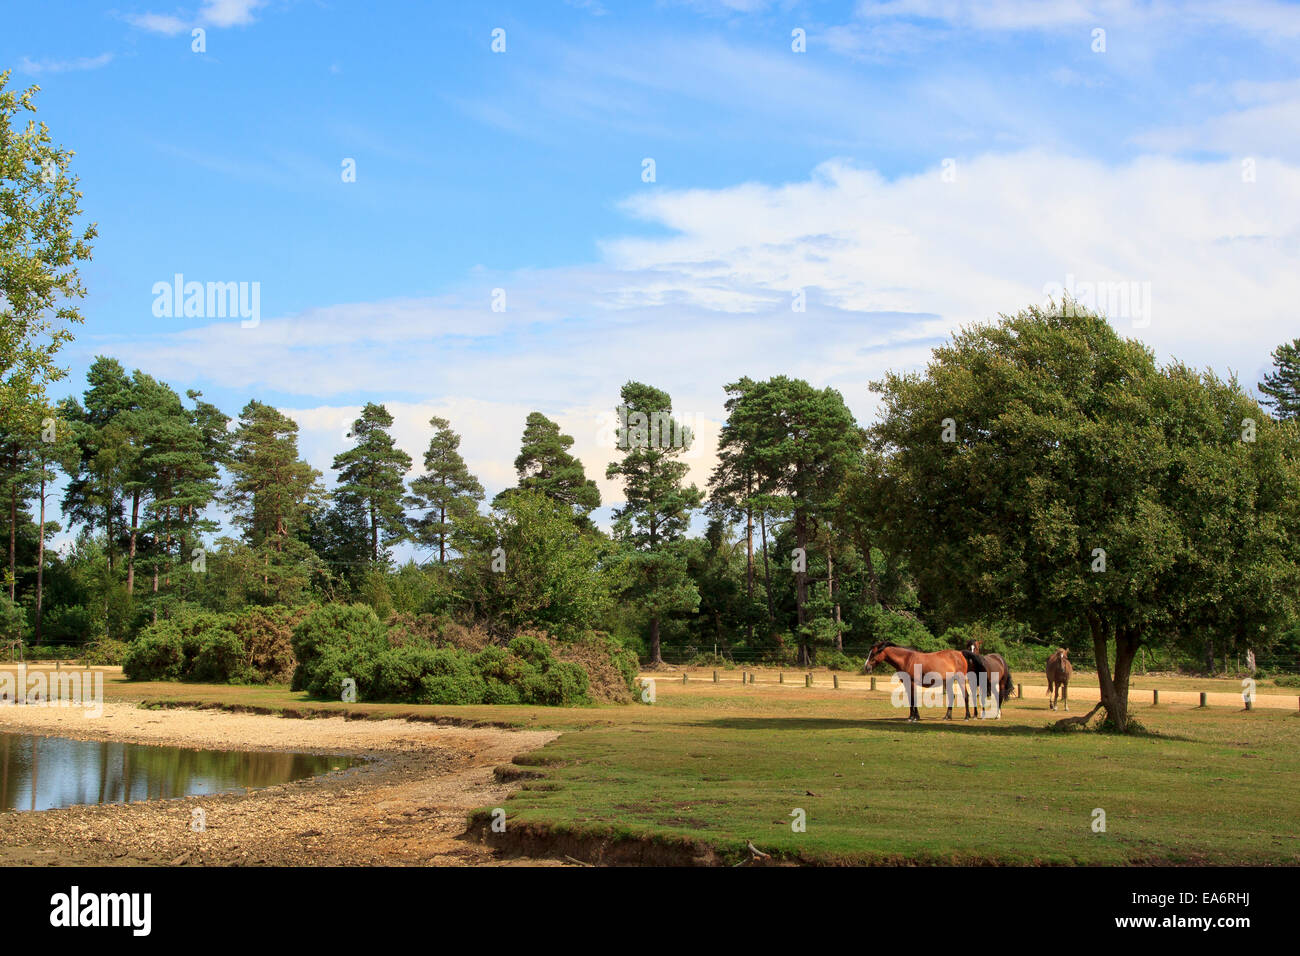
230,605,308,683
191,629,248,683
123,625,186,681
83,638,129,666
0,594,26,646
291,603,388,698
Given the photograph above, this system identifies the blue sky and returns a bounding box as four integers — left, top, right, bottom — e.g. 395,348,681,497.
8,0,1300,537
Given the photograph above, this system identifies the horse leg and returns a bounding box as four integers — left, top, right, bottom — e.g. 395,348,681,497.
1063,683,1069,712
944,675,954,720
1048,679,1056,711
962,673,971,719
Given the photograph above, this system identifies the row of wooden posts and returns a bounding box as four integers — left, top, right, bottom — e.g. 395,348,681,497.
680,672,1283,711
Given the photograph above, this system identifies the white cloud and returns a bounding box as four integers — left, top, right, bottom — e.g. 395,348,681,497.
106,150,1300,506
199,0,265,28
125,13,189,35
16,53,114,75
126,0,265,35
853,0,1300,37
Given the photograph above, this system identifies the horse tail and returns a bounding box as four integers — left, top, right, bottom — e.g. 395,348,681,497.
1001,665,1013,701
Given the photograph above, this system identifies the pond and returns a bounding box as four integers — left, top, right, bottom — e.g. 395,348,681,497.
0,731,358,812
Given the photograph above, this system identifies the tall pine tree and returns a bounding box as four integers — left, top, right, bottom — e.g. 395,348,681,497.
495,412,600,524
408,415,483,564
606,382,703,666
331,403,412,564
1259,338,1300,420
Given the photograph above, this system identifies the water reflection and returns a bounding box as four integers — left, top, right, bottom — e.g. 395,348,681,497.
0,731,357,812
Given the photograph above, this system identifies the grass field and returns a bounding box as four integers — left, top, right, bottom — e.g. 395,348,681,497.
6,664,1298,865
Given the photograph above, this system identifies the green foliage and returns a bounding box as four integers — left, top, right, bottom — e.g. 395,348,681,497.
0,70,96,430
122,624,185,680
290,603,388,697
1259,338,1300,421
0,593,26,644
331,402,412,563
291,602,594,705
495,412,600,523
408,415,484,562
462,489,613,636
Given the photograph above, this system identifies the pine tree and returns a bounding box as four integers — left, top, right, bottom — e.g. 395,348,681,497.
60,358,136,576
495,412,600,523
138,382,222,615
606,382,703,666
1259,338,1300,420
734,377,861,665
224,401,323,556
331,403,412,563
408,415,483,564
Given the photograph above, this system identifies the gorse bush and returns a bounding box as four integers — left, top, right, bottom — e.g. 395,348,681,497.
124,604,314,684
290,604,594,705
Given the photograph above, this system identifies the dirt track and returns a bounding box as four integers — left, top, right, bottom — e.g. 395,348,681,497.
0,703,562,866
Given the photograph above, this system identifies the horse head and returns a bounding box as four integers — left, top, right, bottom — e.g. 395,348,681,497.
865,641,896,672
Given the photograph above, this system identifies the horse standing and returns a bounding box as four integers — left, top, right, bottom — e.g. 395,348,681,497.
1046,648,1072,711
964,639,1013,718
866,641,986,721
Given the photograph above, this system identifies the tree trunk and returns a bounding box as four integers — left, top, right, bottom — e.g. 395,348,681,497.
370,502,378,562
35,465,45,644
649,614,662,666
126,491,139,596
795,509,809,666
8,484,15,601
1090,612,1140,732
439,504,446,565
760,510,774,628
745,492,754,646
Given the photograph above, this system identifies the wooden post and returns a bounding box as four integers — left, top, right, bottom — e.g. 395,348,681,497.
805,673,812,688
713,670,718,683
1200,692,1207,708
741,670,746,685
1153,689,1158,706
833,674,839,689
779,672,784,684
870,676,876,691
1245,698,1253,712
1017,683,1023,699
683,672,688,684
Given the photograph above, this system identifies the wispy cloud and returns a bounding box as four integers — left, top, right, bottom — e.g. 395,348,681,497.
124,12,190,35
17,53,114,75
126,0,266,35
853,0,1300,39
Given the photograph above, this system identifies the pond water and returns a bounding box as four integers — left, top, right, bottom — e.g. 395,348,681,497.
0,731,358,812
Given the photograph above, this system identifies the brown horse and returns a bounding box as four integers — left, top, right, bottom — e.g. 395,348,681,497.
964,639,1013,718
1046,648,1072,711
866,641,986,721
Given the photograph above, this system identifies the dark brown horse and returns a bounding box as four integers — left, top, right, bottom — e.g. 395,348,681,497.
866,641,986,721
965,639,1013,718
1046,648,1072,711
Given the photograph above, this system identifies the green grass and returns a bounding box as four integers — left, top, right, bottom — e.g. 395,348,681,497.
497,684,1300,865
17,665,1298,864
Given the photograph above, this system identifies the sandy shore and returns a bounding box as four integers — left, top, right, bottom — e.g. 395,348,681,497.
0,703,561,866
